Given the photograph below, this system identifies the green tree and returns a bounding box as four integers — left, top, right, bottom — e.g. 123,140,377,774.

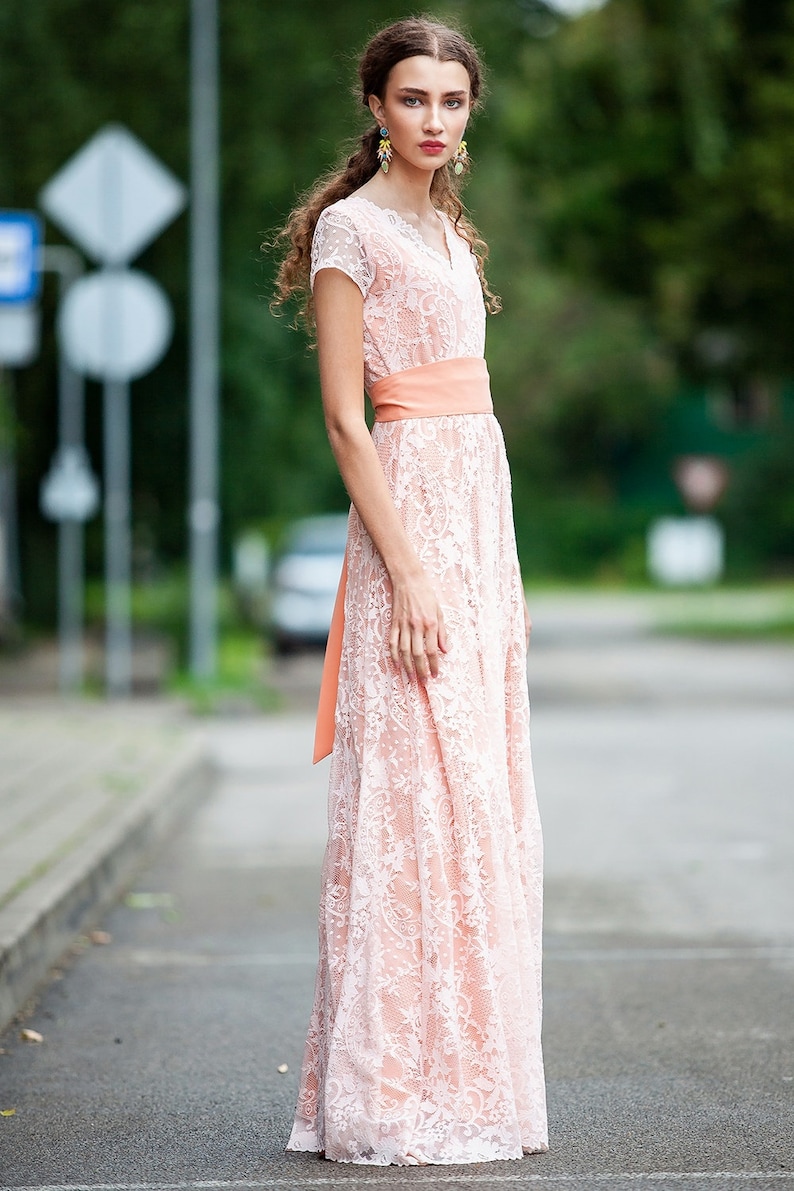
487,0,794,376
3,0,793,619
463,0,794,573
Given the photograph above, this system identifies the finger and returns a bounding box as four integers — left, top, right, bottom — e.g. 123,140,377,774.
436,609,448,655
424,627,441,677
389,622,401,667
412,625,429,681
399,624,415,676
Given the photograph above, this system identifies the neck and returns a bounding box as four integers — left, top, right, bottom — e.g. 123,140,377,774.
363,158,437,217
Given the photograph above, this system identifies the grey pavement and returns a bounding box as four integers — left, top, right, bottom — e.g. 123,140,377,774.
0,604,793,1190
0,702,213,1033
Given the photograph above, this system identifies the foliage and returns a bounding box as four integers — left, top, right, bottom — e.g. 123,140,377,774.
489,0,794,378
721,418,794,572
466,0,794,574
2,0,794,630
82,571,278,709
168,630,279,715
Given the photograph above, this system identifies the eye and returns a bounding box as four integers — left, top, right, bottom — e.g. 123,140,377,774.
445,99,462,108
403,96,421,107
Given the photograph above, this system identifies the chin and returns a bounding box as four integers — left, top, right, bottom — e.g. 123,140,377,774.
415,157,449,173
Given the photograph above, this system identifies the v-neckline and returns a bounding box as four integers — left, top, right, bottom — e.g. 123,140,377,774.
351,194,453,269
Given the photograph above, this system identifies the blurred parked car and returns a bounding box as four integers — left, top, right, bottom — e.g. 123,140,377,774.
270,513,349,654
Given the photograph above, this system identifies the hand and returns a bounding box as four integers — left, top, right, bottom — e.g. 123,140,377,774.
523,594,532,651
389,571,448,682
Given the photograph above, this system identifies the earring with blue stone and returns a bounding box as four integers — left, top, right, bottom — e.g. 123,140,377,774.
377,127,392,173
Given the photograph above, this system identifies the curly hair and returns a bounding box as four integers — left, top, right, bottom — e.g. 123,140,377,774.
269,16,500,330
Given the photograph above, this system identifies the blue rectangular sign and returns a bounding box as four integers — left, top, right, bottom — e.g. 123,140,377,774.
0,211,42,303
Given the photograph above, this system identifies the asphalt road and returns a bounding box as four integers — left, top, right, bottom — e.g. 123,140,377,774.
1,627,793,1191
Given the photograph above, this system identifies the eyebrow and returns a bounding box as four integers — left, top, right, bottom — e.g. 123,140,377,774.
396,86,468,98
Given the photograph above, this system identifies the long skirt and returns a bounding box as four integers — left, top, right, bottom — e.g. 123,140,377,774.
286,410,548,1165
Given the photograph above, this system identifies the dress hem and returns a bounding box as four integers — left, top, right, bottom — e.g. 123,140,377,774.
285,1130,550,1166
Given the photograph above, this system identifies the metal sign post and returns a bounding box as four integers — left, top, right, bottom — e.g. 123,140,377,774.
38,244,98,693
103,377,132,693
40,441,99,688
189,0,220,680
0,211,43,637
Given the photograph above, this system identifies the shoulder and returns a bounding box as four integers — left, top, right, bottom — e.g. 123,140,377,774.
312,199,374,258
314,196,372,239
311,198,376,294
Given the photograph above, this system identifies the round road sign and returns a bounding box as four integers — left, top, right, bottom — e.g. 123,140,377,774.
58,269,173,381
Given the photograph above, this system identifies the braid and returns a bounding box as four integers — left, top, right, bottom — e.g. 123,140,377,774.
269,126,381,331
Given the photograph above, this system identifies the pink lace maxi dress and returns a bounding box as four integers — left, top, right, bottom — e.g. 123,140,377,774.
286,195,548,1165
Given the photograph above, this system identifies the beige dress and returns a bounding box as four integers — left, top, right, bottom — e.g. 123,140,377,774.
286,195,548,1165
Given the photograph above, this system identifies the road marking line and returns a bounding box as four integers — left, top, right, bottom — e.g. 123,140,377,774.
545,947,794,963
110,946,794,969
8,1173,794,1190
114,950,318,967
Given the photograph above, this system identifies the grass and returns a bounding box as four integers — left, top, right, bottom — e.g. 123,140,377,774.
649,585,794,640
168,629,281,714
84,573,280,713
522,582,794,640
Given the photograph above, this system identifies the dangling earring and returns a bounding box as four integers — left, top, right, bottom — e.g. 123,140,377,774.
451,140,469,176
377,127,392,174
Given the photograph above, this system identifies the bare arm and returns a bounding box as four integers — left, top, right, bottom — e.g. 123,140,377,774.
314,267,447,680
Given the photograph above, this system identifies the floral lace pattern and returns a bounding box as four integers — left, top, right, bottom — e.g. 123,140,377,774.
288,195,547,1166
310,196,485,393
287,416,548,1165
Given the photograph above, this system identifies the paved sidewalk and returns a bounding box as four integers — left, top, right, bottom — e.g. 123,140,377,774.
0,701,213,1032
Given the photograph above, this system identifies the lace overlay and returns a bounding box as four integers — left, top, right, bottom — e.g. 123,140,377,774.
288,197,548,1166
310,196,485,392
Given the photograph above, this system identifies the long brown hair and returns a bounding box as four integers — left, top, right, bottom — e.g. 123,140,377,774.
270,16,500,329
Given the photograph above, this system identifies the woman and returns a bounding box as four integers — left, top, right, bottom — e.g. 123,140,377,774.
272,16,548,1167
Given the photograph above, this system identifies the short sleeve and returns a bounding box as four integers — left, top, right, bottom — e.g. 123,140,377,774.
310,205,374,297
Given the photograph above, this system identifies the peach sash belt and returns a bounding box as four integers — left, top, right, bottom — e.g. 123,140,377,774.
313,356,492,762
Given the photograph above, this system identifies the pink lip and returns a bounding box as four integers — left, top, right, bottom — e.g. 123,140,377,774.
420,142,446,153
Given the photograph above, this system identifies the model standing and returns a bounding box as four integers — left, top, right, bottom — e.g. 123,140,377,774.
272,17,548,1166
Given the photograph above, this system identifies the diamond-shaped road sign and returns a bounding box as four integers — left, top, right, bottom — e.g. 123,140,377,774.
39,124,186,266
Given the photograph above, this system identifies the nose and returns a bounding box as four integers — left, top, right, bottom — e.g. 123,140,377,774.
423,105,444,134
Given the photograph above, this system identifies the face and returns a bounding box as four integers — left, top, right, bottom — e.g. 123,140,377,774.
369,56,472,175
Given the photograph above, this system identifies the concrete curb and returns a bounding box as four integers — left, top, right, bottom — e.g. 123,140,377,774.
0,734,215,1033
